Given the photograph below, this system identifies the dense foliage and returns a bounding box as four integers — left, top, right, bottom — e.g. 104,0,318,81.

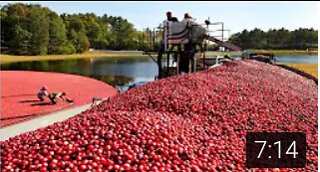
1,3,154,55
229,28,318,50
1,3,318,55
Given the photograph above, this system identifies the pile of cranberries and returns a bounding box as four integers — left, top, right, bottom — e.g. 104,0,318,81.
1,60,317,171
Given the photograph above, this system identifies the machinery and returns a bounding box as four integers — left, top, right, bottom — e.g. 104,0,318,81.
242,50,275,64
144,18,241,79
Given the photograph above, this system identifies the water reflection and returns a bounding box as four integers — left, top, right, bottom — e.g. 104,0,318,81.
1,57,158,88
275,55,318,64
1,55,316,89
89,75,134,86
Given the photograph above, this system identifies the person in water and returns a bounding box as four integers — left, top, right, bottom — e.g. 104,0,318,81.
37,86,49,101
48,92,74,105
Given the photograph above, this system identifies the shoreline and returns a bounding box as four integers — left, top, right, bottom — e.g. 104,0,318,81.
0,51,146,64
283,63,318,78
1,50,317,64
207,50,317,56
250,49,318,56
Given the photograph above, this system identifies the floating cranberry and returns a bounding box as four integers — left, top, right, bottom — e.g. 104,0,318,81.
0,61,317,171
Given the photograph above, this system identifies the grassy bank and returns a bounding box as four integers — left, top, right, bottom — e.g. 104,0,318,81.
205,52,242,57
1,50,318,65
251,50,318,56
203,50,317,57
285,63,318,78
0,51,146,64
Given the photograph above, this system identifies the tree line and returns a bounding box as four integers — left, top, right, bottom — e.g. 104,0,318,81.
229,28,318,50
1,3,318,55
1,3,156,55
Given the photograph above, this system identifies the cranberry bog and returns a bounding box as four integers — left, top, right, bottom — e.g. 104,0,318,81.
1,71,118,127
1,60,317,171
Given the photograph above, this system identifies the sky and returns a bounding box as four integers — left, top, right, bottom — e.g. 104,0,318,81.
2,1,319,36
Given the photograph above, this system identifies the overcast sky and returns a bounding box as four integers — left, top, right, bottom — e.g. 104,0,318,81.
2,1,319,35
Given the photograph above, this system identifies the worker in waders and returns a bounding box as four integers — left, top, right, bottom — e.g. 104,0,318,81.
48,92,74,105
37,86,49,101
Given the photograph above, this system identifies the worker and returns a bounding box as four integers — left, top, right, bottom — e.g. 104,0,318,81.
204,19,210,25
37,86,49,101
166,11,178,22
183,13,194,21
91,97,103,108
48,92,73,105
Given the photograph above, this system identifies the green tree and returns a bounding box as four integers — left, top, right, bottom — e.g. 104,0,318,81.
1,8,9,52
1,3,31,55
27,4,49,55
2,3,153,54
63,14,90,53
9,25,31,55
79,13,109,49
48,11,75,54
248,28,267,49
1,3,51,55
105,16,140,50
266,28,291,49
230,28,317,50
290,28,318,49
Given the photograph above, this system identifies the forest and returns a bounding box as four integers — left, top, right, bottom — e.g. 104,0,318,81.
1,3,157,55
229,28,317,50
1,3,318,55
